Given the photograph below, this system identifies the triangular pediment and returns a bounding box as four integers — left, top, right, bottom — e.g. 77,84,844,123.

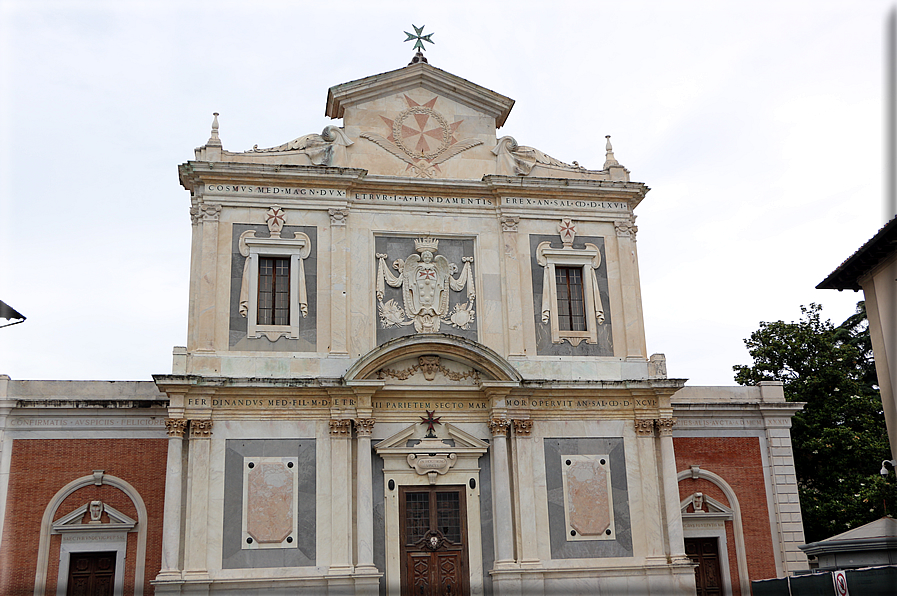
375,421,489,453
680,493,733,520
326,62,514,128
52,501,137,533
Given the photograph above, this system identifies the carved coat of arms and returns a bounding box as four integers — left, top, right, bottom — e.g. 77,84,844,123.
376,238,475,333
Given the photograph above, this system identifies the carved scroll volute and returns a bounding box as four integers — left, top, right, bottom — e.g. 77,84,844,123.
634,419,654,438
165,418,188,438
354,418,375,437
512,419,533,436
329,419,352,436
656,418,676,437
488,418,510,437
189,420,213,438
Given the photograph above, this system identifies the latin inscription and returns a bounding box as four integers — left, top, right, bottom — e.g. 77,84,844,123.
182,397,659,411
9,417,165,427
186,398,355,408
206,185,347,197
202,184,631,212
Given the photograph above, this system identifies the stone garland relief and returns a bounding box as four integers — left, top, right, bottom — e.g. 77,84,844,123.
378,355,479,383
360,94,483,178
376,237,475,334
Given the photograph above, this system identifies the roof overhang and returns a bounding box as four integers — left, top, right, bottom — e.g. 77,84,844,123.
817,215,897,291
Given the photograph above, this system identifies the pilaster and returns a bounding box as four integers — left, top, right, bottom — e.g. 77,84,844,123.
354,417,377,573
329,418,353,573
614,217,646,358
196,204,221,352
634,418,665,559
183,419,213,580
329,208,349,355
656,417,688,562
510,418,539,565
500,216,525,356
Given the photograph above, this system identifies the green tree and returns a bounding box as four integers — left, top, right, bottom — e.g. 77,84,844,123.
733,302,895,543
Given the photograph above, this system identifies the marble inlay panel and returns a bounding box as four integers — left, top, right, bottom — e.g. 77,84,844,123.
562,455,614,540
245,460,296,545
242,456,299,549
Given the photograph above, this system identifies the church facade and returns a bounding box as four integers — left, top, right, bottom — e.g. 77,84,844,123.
0,55,807,596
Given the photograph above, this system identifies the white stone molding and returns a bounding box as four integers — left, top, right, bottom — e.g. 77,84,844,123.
243,125,353,166
407,451,458,484
536,224,605,346
238,226,312,341
52,501,137,533
241,456,299,550
201,203,222,222
328,208,349,226
378,355,479,383
33,473,148,596
375,237,476,333
677,466,750,596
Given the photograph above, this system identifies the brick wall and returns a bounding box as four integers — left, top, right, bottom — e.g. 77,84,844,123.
676,436,777,595
0,438,167,596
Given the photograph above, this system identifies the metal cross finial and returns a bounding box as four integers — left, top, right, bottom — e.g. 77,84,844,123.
404,24,434,52
419,410,442,438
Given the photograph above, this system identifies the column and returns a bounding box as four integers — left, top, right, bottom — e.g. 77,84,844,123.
354,418,376,572
656,417,688,562
158,418,188,577
329,208,349,354
183,419,213,579
500,216,525,356
329,419,353,572
489,417,514,566
511,419,539,564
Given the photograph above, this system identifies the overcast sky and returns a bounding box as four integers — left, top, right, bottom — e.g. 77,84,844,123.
0,1,892,384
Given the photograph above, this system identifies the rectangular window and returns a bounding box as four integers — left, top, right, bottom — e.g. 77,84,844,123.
555,266,586,331
258,257,290,326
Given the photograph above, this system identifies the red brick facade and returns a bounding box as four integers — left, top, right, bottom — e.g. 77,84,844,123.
0,438,167,596
676,436,778,596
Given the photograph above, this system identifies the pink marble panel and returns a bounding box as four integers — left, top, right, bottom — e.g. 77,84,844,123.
566,459,610,536
246,461,293,543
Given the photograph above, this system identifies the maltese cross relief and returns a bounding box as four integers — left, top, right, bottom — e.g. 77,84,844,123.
360,94,483,178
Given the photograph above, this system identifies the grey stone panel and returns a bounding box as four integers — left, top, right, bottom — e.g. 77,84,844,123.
478,446,494,594
543,437,632,559
528,234,614,356
372,448,386,596
222,439,316,568
229,224,317,351
373,236,477,344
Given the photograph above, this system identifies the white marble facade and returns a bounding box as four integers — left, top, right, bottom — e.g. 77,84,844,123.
0,57,807,596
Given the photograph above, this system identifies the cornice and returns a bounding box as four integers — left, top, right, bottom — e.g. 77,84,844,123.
326,62,515,128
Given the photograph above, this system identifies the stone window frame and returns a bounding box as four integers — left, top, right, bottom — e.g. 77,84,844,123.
536,242,604,346
239,231,311,341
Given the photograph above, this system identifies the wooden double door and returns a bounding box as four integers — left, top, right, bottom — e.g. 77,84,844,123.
66,551,116,596
685,537,723,596
400,486,470,596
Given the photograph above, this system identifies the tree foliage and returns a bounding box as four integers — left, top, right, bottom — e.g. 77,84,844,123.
734,302,895,543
